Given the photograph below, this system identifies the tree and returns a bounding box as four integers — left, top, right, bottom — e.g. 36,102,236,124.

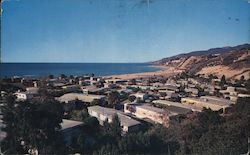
101,114,121,139
179,84,186,92
239,75,245,84
69,75,74,79
208,74,216,82
1,94,25,154
60,74,67,79
110,114,122,139
90,99,101,106
1,95,66,154
102,119,111,136
197,108,223,127
189,98,249,155
70,109,89,121
129,79,136,85
128,95,136,102
38,80,49,97
107,91,120,108
220,75,226,87
84,117,100,134
21,98,65,153
75,117,100,154
48,75,54,79
180,72,189,80
245,79,250,92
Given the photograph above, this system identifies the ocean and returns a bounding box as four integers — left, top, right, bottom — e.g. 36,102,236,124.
0,63,161,77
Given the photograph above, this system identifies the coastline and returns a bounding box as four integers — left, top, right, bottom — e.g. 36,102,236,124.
105,65,182,80
0,63,182,79
0,63,161,78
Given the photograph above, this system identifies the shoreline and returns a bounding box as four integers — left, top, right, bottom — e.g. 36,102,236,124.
0,64,182,80
105,65,182,80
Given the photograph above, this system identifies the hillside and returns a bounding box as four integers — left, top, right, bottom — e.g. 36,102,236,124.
151,44,250,79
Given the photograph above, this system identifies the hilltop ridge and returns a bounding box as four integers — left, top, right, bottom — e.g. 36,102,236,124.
151,44,250,79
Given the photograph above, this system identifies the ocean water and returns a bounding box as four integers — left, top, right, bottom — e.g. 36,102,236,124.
0,63,161,77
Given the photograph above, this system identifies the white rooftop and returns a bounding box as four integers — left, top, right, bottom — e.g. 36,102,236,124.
136,104,165,114
26,87,39,94
183,96,234,107
200,96,235,105
57,93,106,103
152,100,202,112
88,106,140,127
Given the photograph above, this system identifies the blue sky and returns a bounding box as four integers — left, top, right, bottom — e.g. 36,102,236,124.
2,0,250,63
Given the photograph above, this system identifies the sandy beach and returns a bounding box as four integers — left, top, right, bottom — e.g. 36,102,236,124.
105,65,182,80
